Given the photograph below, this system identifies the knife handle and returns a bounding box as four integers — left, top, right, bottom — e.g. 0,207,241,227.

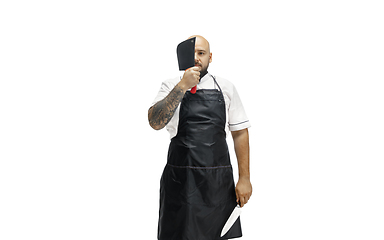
185,67,197,94
191,86,197,94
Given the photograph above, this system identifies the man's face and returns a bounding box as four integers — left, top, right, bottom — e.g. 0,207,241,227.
194,37,212,76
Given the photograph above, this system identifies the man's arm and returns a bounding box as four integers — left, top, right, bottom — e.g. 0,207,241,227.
148,67,200,130
148,83,186,130
231,128,252,207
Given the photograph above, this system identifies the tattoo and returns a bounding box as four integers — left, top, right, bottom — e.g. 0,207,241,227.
148,84,185,130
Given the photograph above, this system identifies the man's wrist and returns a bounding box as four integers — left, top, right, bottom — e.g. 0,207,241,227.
177,80,189,92
239,175,250,181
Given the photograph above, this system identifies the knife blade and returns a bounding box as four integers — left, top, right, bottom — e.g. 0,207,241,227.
176,37,197,94
176,37,195,71
220,205,242,237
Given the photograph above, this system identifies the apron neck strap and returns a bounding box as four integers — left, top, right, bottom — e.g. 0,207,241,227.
211,75,222,93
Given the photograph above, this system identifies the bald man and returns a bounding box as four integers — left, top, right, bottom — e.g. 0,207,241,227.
149,35,252,240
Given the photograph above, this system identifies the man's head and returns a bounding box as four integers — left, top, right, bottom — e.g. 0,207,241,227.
188,35,212,78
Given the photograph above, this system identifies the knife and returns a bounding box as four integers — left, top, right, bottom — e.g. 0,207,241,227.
220,204,242,237
176,37,197,94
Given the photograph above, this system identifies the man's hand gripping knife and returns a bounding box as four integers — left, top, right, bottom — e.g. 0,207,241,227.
181,66,200,94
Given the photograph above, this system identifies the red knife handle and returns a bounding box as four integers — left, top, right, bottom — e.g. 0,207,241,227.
191,86,197,94
185,68,197,94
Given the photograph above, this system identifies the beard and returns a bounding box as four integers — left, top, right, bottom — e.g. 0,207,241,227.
197,63,209,80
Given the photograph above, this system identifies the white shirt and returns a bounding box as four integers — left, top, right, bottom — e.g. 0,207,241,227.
151,73,251,139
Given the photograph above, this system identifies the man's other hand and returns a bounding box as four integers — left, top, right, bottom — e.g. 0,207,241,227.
235,177,252,207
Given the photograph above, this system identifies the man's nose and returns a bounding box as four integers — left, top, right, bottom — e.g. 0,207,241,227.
194,52,200,61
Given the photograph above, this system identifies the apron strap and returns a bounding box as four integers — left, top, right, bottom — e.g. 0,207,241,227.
211,75,223,92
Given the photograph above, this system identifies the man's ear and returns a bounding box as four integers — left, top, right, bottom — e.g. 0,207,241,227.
209,53,212,63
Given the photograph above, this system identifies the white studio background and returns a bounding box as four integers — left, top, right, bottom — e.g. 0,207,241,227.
0,0,383,240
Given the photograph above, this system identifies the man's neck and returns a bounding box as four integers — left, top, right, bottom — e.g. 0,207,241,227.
200,70,208,80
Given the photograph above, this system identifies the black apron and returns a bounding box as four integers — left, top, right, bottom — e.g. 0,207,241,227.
158,76,242,240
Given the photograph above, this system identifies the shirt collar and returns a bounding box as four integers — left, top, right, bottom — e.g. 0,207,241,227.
199,72,212,84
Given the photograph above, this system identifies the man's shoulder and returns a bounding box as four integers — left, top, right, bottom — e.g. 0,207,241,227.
212,75,236,92
162,76,181,86
214,75,233,84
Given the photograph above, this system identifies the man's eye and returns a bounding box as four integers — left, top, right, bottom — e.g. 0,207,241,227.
199,52,205,55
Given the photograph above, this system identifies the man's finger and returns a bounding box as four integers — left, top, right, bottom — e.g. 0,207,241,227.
191,66,201,71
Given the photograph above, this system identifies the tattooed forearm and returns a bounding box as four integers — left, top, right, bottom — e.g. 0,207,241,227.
148,84,186,130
